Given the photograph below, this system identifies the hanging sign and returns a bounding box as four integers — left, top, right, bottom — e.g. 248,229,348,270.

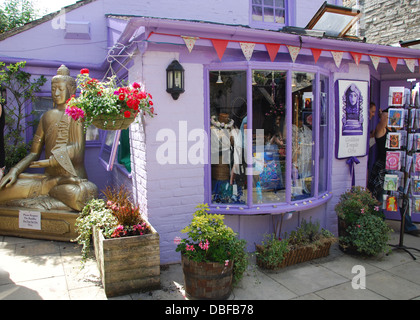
336,79,369,159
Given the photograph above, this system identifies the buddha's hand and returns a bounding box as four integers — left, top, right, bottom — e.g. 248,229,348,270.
0,168,18,189
29,159,50,168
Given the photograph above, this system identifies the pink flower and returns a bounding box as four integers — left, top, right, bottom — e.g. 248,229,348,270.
360,208,365,214
174,237,181,245
374,206,380,211
186,244,195,251
199,239,210,251
65,106,85,121
225,260,229,266
357,225,361,228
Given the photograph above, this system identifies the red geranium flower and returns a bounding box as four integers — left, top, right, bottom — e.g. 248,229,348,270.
80,68,89,74
124,110,131,118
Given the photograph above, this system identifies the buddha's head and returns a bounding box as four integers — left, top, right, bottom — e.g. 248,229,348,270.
51,65,76,107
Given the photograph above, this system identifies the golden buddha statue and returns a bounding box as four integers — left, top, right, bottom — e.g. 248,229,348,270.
0,65,97,211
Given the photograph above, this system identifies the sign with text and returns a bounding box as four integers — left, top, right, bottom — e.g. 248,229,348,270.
336,80,369,159
19,211,41,230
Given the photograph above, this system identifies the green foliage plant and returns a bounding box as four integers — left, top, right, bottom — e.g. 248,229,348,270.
335,186,393,256
0,0,38,34
175,203,249,285
0,61,47,169
255,233,289,270
335,186,382,225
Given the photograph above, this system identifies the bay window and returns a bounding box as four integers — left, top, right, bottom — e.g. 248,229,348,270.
207,65,331,213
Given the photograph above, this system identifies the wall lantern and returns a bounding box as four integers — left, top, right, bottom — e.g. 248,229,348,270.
166,60,185,100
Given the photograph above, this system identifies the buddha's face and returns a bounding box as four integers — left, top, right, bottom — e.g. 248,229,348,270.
52,79,69,106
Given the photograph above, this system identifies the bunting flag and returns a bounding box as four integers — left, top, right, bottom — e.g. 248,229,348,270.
404,58,416,73
388,57,398,71
182,36,199,53
331,51,344,68
311,48,322,63
287,45,300,63
211,39,229,61
240,42,255,61
370,55,380,70
351,52,362,66
265,43,281,62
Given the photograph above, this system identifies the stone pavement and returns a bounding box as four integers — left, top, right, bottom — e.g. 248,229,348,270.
0,220,419,300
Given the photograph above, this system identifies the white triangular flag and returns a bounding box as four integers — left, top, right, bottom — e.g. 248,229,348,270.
370,55,380,70
331,51,343,68
182,36,199,53
240,42,255,61
404,58,416,73
287,45,300,63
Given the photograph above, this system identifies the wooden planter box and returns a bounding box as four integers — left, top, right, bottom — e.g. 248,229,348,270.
256,238,335,270
93,225,160,297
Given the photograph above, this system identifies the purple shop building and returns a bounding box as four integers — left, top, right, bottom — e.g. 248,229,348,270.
0,0,419,263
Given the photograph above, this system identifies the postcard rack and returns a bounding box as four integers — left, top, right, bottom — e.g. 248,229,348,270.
384,83,420,259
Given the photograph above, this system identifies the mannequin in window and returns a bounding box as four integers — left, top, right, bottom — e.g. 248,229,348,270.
0,65,97,211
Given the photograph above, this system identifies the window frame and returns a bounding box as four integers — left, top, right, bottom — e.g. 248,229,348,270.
249,0,294,30
204,61,333,215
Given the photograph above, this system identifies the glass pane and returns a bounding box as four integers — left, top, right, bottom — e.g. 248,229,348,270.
275,9,285,24
252,70,287,204
264,0,273,5
252,6,263,21
292,72,315,201
209,71,247,205
275,0,285,8
264,7,274,22
252,0,262,4
318,75,329,194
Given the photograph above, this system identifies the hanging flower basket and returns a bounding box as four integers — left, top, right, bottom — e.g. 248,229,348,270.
65,68,156,131
91,112,137,131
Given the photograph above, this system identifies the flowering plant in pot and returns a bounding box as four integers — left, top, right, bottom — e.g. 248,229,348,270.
65,68,155,131
256,218,336,270
74,185,159,297
175,203,248,300
335,186,393,256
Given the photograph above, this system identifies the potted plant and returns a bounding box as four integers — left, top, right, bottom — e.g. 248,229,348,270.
65,68,155,131
74,185,160,297
335,186,393,256
256,218,336,270
175,203,248,300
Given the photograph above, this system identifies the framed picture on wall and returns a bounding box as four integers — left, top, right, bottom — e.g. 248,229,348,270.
335,79,369,159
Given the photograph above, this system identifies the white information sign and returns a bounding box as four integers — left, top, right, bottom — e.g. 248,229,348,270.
19,210,41,230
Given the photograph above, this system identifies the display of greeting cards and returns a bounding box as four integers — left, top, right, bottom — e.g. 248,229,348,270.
387,108,404,128
412,176,420,195
386,195,399,212
412,196,420,213
414,153,420,172
388,87,405,106
386,151,401,171
412,83,419,107
384,174,399,191
386,132,401,149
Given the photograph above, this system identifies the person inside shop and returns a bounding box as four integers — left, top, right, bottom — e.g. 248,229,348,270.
367,108,420,236
367,102,377,178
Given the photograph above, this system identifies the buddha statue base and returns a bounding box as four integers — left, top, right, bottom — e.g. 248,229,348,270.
0,205,80,242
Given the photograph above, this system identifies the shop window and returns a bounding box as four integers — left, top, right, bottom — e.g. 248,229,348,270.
251,0,288,27
99,129,132,175
208,67,330,213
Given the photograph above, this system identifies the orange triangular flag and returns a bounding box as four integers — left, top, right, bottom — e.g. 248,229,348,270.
388,57,398,71
351,52,362,66
265,43,281,62
211,39,229,61
311,48,322,63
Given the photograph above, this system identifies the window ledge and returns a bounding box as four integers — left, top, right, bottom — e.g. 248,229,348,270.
209,192,332,215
